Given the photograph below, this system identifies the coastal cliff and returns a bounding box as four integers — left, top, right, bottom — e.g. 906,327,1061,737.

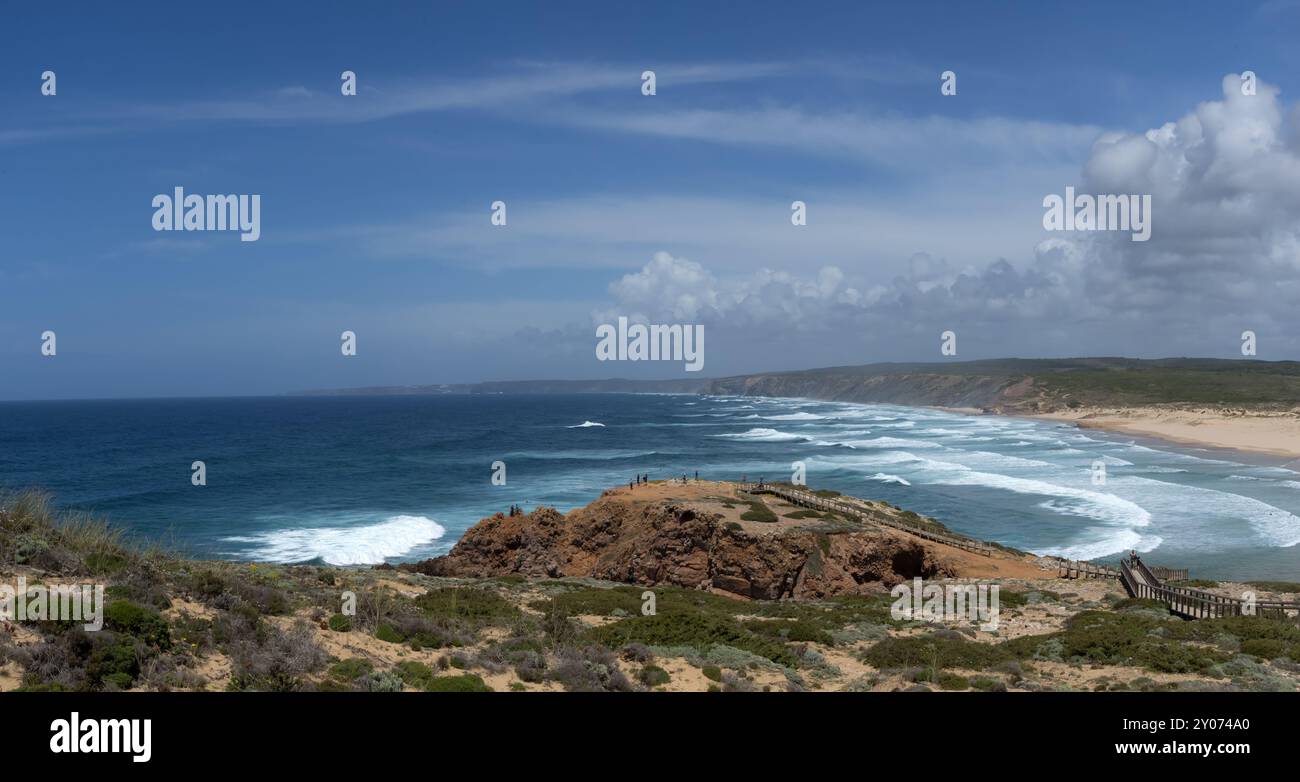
300,357,1300,415
405,481,1044,598
6,487,1300,693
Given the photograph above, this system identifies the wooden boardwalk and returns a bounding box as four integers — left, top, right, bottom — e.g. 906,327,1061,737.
1118,557,1299,621
739,482,994,556
1057,560,1121,579
742,483,1299,624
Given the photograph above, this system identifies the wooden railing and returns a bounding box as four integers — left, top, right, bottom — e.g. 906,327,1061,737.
1058,560,1121,580
737,483,1299,624
739,483,994,555
1118,558,1299,622
1150,566,1189,582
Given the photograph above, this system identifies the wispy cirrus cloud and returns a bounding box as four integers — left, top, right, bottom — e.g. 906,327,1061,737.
13,61,806,130
547,106,1104,167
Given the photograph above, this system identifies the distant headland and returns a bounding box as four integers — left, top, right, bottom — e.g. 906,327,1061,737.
297,357,1300,461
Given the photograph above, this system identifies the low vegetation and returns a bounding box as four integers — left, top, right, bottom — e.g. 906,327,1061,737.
5,489,1300,693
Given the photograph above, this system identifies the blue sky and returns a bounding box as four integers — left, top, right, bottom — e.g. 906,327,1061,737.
2,1,1300,399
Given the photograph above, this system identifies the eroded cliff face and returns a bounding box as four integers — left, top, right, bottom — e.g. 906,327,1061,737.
406,493,953,600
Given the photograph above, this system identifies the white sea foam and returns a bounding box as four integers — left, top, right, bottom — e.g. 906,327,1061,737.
717,396,1300,558
713,427,807,443
763,412,826,421
505,449,658,461
844,436,943,449
569,421,606,428
1039,530,1163,561
225,514,445,566
1113,476,1300,548
932,471,1152,528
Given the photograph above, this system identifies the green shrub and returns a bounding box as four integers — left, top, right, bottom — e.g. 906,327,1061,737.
1039,610,1228,674
328,657,374,682
1113,597,1169,612
87,636,142,690
1240,638,1288,660
327,613,352,632
586,612,798,668
426,673,493,692
533,583,749,620
639,664,671,687
862,634,1009,671
104,600,171,650
702,664,722,681
375,624,404,643
742,618,833,645
84,551,129,575
395,661,436,690
739,500,777,523
914,669,969,690
415,588,520,624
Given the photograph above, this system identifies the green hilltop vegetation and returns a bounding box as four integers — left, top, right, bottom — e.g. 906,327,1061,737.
301,358,1300,412
701,358,1300,411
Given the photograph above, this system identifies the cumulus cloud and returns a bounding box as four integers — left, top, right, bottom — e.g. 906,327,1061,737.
594,74,1300,362
596,251,866,333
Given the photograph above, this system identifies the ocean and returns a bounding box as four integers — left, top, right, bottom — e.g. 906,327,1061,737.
1,393,1298,581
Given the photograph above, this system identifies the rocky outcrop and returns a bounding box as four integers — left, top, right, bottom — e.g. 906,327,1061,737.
405,493,953,599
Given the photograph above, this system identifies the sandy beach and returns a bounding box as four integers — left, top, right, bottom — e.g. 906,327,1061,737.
1033,406,1300,464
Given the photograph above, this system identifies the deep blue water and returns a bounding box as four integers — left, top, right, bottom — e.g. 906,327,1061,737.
1,393,1298,580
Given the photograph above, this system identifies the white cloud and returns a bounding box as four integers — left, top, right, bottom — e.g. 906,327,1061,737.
589,74,1300,362
553,106,1103,169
